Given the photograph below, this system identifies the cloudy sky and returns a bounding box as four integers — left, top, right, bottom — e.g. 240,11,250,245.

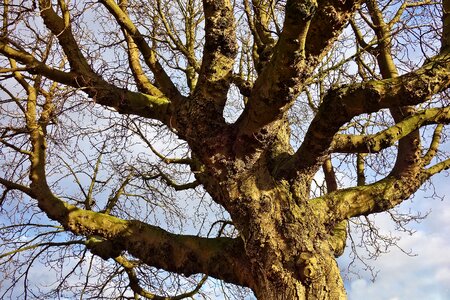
340,172,450,300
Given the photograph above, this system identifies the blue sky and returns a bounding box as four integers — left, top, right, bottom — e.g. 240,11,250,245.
340,172,450,300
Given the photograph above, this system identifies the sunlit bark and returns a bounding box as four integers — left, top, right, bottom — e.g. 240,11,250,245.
1,0,450,298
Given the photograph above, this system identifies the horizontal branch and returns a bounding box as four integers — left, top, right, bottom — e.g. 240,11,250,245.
331,106,450,153
56,203,253,287
424,157,450,176
84,82,172,123
0,177,34,198
312,176,419,223
312,158,449,223
0,240,84,260
0,40,77,86
0,40,173,124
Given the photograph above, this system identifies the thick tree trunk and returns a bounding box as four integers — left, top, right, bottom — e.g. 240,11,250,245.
198,157,347,299
184,122,349,300
251,255,346,300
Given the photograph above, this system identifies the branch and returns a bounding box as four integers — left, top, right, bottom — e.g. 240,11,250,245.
281,53,450,177
321,157,348,257
151,170,200,191
38,0,91,73
192,0,237,112
311,175,420,223
422,124,444,165
236,0,317,135
0,240,84,260
102,175,132,215
99,0,183,102
424,157,450,176
130,121,194,165
65,208,252,287
313,157,450,223
305,0,361,57
331,106,450,153
0,177,34,198
243,0,276,74
0,37,173,124
115,255,208,300
0,40,76,85
119,0,167,97
123,32,164,96
236,0,359,137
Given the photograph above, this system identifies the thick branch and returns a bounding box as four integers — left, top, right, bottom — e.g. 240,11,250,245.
0,177,34,198
313,152,450,226
38,1,175,123
236,0,317,134
76,213,251,286
124,33,164,96
0,39,172,124
118,0,165,97
236,0,359,137
424,157,450,176
442,0,450,51
244,0,276,73
331,107,450,153
312,175,424,223
0,40,76,85
282,53,450,177
38,0,91,73
305,0,360,57
193,0,237,111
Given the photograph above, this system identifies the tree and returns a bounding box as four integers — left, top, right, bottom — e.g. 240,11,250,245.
1,0,449,298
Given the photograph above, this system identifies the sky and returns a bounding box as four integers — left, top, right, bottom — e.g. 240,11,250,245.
340,172,450,300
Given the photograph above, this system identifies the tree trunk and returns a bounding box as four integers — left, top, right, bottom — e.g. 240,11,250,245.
244,210,347,300
197,151,348,300
177,107,350,299
252,255,347,300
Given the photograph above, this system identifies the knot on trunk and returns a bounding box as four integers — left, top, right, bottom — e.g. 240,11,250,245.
296,252,319,283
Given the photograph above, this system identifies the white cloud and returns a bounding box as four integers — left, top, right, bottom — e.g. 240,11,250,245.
343,174,450,300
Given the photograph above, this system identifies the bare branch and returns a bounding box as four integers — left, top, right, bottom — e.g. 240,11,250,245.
99,0,183,102
282,53,450,177
331,106,450,153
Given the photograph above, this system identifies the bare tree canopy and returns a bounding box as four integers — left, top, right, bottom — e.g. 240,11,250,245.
1,0,449,299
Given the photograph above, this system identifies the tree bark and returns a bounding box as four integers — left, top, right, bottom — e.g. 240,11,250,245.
186,126,347,299
252,255,346,300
